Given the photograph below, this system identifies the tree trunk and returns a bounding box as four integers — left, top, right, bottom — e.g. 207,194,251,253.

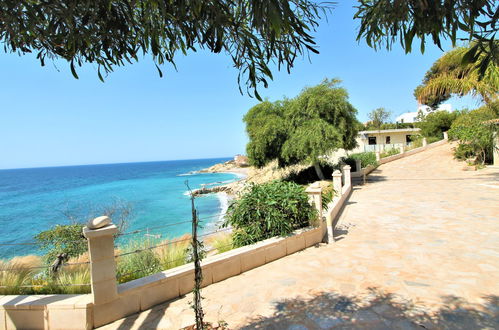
186,181,204,329
313,162,325,181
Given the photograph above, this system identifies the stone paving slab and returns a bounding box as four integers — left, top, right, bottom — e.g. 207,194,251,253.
100,143,499,329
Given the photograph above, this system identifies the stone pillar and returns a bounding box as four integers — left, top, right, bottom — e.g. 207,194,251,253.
83,220,118,306
493,131,499,166
375,151,380,162
399,145,405,154
342,165,351,187
305,184,322,221
443,131,449,140
422,137,428,147
355,159,362,173
332,170,342,202
327,170,343,242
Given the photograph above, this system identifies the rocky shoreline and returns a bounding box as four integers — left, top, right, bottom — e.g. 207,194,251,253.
192,159,309,197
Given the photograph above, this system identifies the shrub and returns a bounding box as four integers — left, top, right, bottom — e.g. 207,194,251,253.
0,261,36,295
408,136,423,149
449,106,496,164
453,143,476,161
380,148,400,158
156,235,190,270
224,181,316,247
116,240,161,283
50,267,91,294
427,136,442,144
317,181,335,209
205,233,234,253
417,111,458,138
343,152,377,170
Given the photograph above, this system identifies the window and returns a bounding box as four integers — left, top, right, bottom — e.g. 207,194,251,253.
386,136,391,144
368,137,377,145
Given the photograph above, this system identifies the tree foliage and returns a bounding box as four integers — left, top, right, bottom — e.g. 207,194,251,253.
0,0,331,99
355,0,498,78
448,103,497,164
35,224,87,264
417,110,459,139
414,44,499,107
366,107,391,129
244,79,359,177
224,181,316,247
35,200,132,263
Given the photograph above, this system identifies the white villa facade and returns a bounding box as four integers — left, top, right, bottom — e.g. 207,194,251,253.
326,128,422,163
353,128,421,152
395,104,452,124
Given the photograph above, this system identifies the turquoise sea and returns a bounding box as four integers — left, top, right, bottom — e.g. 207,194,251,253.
0,158,240,259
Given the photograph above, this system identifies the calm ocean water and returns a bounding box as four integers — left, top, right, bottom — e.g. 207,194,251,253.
0,158,240,259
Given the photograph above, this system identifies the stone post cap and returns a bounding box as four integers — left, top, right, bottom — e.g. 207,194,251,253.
342,165,351,170
305,187,322,194
83,224,118,239
332,170,342,177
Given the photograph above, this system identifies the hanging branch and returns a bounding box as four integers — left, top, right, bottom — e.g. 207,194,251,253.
185,180,204,329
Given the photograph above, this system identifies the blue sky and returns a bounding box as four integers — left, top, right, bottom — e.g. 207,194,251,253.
0,2,479,170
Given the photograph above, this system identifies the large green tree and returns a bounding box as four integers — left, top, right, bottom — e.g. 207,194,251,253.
0,0,329,99
244,79,359,180
355,1,498,78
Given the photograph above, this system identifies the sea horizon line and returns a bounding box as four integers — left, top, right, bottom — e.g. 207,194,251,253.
0,156,235,172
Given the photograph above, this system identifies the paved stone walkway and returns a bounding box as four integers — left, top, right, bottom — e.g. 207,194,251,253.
101,143,499,329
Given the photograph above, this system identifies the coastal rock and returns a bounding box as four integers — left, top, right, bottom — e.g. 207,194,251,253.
191,185,230,196
87,216,111,229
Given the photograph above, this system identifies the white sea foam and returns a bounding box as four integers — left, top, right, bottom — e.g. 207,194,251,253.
216,192,230,223
177,171,198,177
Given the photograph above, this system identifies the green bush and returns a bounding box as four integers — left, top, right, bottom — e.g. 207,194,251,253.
453,143,476,161
449,106,496,164
224,181,316,247
427,136,442,144
409,136,423,149
321,183,335,208
380,148,400,158
342,152,377,170
116,241,161,283
417,111,458,138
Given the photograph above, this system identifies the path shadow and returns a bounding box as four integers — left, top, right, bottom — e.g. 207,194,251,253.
240,288,499,329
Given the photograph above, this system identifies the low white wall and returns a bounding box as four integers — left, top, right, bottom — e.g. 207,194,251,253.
0,294,93,330
327,184,351,224
92,223,326,327
0,224,328,329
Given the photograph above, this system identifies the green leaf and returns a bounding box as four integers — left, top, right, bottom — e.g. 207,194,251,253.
70,60,79,79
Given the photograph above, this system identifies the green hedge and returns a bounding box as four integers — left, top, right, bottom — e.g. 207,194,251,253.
341,152,378,171
224,181,316,247
380,148,400,158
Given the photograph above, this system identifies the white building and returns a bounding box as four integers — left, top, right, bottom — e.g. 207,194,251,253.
395,104,452,124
